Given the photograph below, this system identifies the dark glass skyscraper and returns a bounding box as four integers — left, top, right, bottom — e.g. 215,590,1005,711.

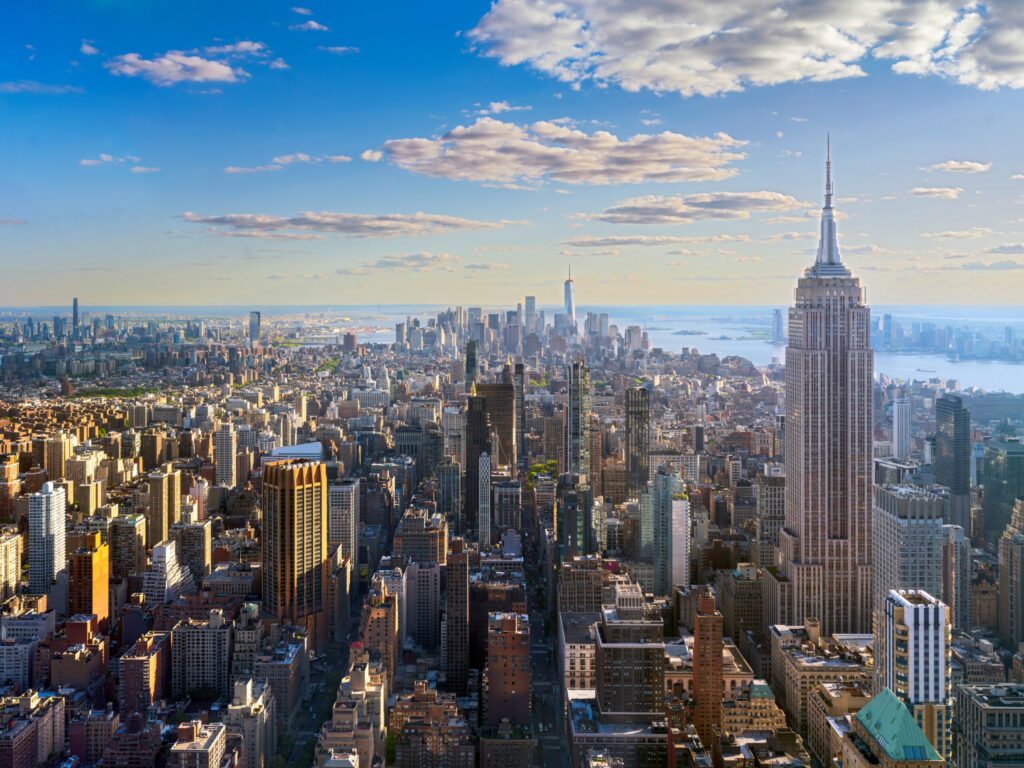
625,387,650,495
565,357,591,477
935,393,971,529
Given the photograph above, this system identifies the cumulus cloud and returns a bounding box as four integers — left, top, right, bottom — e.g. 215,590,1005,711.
291,6,313,14
182,210,520,239
562,234,751,248
290,20,329,31
319,46,359,55
467,0,1024,97
923,160,993,173
375,117,745,187
80,40,99,56
476,100,531,115
988,243,1024,254
203,41,268,57
80,153,154,170
224,153,351,174
0,80,82,94
911,186,963,199
920,227,992,239
106,51,246,86
360,149,383,162
584,191,808,225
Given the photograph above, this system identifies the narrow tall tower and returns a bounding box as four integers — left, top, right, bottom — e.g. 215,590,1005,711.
565,357,590,476
779,142,874,635
563,266,576,332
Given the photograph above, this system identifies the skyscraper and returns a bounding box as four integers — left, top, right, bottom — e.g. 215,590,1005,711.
625,387,650,496
446,537,470,695
248,310,260,347
483,612,531,727
998,498,1024,649
69,531,110,632
772,308,785,344
878,590,951,761
478,451,492,546
328,478,359,563
892,395,911,460
29,482,67,608
524,295,536,333
935,393,971,529
214,423,237,488
693,587,724,748
464,340,478,391
477,376,516,468
563,267,576,332
565,357,590,476
780,143,874,636
262,459,328,649
652,467,684,597
464,395,491,529
513,362,526,477
72,297,79,335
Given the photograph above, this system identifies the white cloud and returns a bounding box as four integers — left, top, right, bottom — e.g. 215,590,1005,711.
465,262,512,270
269,58,290,70
923,160,993,173
467,0,1024,97
0,80,82,94
224,152,352,173
911,186,963,199
360,149,383,162
476,100,532,115
182,210,521,238
764,231,815,241
129,166,160,173
959,259,1024,270
1011,174,1024,180
790,116,808,123
80,40,99,56
562,234,750,248
290,20,329,31
291,6,313,14
988,243,1024,254
319,46,359,55
204,41,267,57
106,51,245,86
584,191,808,225
376,117,745,187
80,153,152,169
920,227,992,239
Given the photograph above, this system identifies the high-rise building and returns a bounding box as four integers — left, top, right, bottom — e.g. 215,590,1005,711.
169,721,226,768
564,267,576,332
935,394,971,529
110,514,147,580
693,587,724,748
513,362,527,477
755,464,786,568
780,145,874,636
248,311,261,347
942,524,971,632
871,485,945,624
328,479,359,563
557,472,594,561
652,468,688,596
566,357,591,476
980,438,1024,543
954,684,1024,768
262,460,328,649
483,612,531,727
892,396,911,460
465,340,478,390
147,463,181,548
73,297,80,335
437,457,462,532
625,387,650,496
446,538,470,695
171,609,234,699
479,451,492,545
214,423,237,488
594,583,664,718
28,482,67,601
223,678,276,768
772,308,785,344
878,590,951,761
998,498,1024,649
464,395,491,528
143,539,194,604
44,431,75,481
477,378,517,469
172,518,213,583
69,531,110,632
524,295,536,333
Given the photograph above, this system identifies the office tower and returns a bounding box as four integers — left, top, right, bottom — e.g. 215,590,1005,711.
892,396,911,460
981,438,1024,543
143,540,194,604
262,460,328,649
478,372,517,469
566,357,591,475
935,394,971,529
69,531,110,632
483,612,531,727
780,146,874,636
693,588,724,748
394,509,448,565
493,479,522,531
479,452,492,545
878,590,951,761
248,310,261,347
29,482,67,599
111,514,147,580
942,524,971,632
755,464,785,567
998,498,1024,648
328,479,359,563
524,295,536,333
564,266,576,331
169,721,227,768
954,684,1024,768
465,340,478,390
652,468,687,596
446,538,470,695
557,472,594,561
406,561,441,650
513,362,526,476
772,308,785,344
594,583,664,718
625,387,650,496
871,485,945,623
214,423,237,488
147,463,181,548
437,457,462,531
72,296,79,335
464,395,491,528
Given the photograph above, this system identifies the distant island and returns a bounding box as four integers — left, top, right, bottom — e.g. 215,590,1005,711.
673,329,708,336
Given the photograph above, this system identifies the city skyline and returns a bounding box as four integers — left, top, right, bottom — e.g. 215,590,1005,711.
5,2,1024,305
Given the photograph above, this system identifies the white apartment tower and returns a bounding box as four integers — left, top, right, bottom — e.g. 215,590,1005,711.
892,395,911,460
28,482,67,597
214,422,237,488
779,143,874,636
328,479,360,563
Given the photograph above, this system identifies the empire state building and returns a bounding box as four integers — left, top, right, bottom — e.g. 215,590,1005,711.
777,143,874,636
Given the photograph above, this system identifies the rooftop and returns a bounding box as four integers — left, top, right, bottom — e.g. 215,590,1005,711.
855,689,940,763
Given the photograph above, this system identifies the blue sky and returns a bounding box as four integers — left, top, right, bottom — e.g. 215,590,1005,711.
3,1,1024,306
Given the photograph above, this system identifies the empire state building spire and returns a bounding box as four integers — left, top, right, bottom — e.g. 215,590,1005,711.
811,135,848,276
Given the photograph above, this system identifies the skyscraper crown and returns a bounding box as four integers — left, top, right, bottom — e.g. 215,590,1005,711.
808,136,850,277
